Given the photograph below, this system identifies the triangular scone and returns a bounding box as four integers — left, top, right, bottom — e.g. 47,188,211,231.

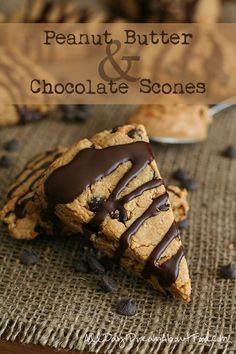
0,149,65,239
0,148,188,241
35,124,191,302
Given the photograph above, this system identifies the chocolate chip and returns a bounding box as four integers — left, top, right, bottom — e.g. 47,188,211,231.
100,275,118,293
61,105,92,123
100,256,115,270
82,224,92,238
218,263,236,279
178,219,189,229
111,125,121,133
116,298,136,316
15,204,27,219
40,209,50,222
111,209,120,220
173,168,188,182
87,255,105,274
222,145,236,159
4,139,19,152
159,203,170,212
181,177,198,191
127,129,142,139
18,108,42,123
73,259,89,273
0,155,15,168
20,251,39,266
26,110,42,122
88,197,105,212
34,224,44,234
111,207,128,222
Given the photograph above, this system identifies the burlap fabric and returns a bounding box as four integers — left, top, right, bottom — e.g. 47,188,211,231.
0,105,235,353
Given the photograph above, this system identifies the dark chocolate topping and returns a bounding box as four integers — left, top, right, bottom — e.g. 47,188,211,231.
115,193,169,260
157,247,184,287
6,151,62,220
90,178,163,228
44,140,184,288
45,142,154,205
142,222,182,287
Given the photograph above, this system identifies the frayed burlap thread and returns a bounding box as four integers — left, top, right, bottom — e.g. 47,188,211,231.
0,105,235,353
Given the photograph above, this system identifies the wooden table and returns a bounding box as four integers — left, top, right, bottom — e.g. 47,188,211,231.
0,341,88,353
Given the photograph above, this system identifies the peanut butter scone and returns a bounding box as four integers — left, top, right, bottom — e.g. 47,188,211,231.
166,185,189,223
105,0,221,22
0,104,53,127
6,0,109,23
0,47,55,127
0,149,65,240
35,124,191,301
128,104,212,141
0,147,188,240
0,1,117,127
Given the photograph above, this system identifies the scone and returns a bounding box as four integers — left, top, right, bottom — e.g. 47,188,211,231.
0,147,189,240
0,47,55,127
0,104,53,127
166,185,189,223
6,0,110,23
128,104,212,141
0,149,65,240
35,124,191,302
105,0,221,22
0,1,120,127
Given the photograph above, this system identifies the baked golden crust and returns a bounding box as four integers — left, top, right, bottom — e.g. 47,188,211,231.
35,124,191,301
0,149,65,240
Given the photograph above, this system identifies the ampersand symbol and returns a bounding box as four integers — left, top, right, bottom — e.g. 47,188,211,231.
98,40,140,82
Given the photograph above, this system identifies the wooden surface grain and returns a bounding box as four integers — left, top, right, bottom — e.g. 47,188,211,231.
0,340,89,353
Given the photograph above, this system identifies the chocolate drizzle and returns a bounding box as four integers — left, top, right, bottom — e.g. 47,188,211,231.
142,222,183,286
45,142,154,205
115,193,169,261
6,150,62,219
90,178,163,228
44,141,184,288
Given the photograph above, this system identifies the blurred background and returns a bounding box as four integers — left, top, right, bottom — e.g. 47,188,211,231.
0,0,235,23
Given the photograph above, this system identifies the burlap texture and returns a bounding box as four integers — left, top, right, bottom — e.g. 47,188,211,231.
0,105,235,353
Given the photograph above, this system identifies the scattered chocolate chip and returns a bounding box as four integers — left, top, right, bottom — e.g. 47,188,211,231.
20,251,39,266
116,298,136,316
178,219,189,230
61,105,92,123
87,255,105,274
111,125,121,133
19,108,42,123
100,275,118,293
127,129,142,139
0,155,15,168
73,259,89,273
181,177,198,191
100,256,115,270
3,139,19,152
173,168,188,182
88,197,105,212
218,263,236,279
222,145,236,159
